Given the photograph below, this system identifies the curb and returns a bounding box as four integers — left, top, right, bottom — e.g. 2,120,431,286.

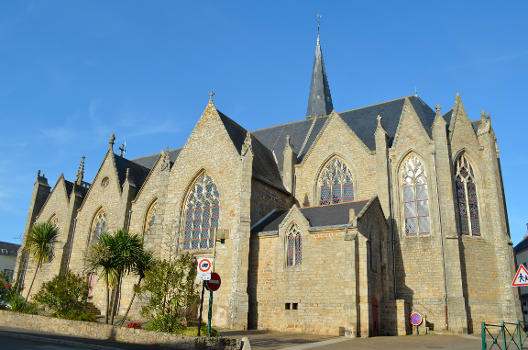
0,330,124,350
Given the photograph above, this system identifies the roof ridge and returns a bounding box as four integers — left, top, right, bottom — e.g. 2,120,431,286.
132,147,183,161
252,118,313,133
338,96,411,115
217,109,248,132
114,154,151,171
302,198,370,209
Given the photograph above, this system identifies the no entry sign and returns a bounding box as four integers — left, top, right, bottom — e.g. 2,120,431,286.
197,257,213,280
206,272,221,291
410,312,423,326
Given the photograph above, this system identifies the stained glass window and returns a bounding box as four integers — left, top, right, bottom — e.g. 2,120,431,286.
455,154,480,236
318,157,354,205
91,210,106,243
183,174,219,250
401,155,430,236
286,224,302,266
144,200,157,235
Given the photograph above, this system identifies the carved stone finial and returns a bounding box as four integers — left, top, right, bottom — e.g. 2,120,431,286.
160,148,171,171
76,156,85,185
109,134,115,148
487,114,491,122
125,168,130,181
209,91,215,102
435,104,441,114
241,131,252,156
481,110,486,121
376,114,382,126
37,170,41,178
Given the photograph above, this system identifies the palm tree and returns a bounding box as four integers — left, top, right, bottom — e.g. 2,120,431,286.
85,232,116,324
107,229,143,324
119,249,154,327
24,222,59,300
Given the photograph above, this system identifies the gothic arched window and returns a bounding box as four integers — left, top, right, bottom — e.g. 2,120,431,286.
144,200,157,235
455,154,480,236
183,173,219,250
286,224,302,266
400,155,430,236
91,209,106,243
318,157,354,205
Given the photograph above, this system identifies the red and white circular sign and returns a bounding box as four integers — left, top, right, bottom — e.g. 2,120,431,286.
206,272,221,291
198,258,213,273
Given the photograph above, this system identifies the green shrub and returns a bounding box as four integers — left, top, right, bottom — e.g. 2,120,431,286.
61,309,97,322
34,271,90,318
139,254,199,334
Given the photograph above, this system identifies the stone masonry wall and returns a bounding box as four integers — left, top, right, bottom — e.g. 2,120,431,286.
0,310,242,350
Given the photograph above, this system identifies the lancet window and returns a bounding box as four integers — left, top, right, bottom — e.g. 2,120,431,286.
144,200,157,235
286,224,302,266
401,155,430,236
318,157,354,205
455,154,480,236
91,209,106,243
183,173,219,250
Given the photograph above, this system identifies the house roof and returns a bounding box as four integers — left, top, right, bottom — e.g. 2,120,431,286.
514,237,528,253
132,149,181,169
252,199,370,234
0,241,20,257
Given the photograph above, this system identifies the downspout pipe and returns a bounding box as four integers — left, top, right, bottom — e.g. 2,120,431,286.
432,150,449,331
66,216,77,271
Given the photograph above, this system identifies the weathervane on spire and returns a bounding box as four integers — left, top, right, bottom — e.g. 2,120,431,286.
317,14,322,37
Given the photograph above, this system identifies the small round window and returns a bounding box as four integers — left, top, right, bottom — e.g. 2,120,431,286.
101,177,110,188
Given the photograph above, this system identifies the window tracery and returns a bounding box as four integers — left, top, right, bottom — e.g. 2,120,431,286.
455,154,480,236
286,224,302,266
91,209,106,243
144,200,157,235
400,155,430,236
183,173,219,250
318,157,354,205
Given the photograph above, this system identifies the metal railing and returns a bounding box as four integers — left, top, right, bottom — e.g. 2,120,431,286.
482,321,528,350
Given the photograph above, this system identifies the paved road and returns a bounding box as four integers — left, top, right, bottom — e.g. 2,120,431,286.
221,330,482,350
0,334,92,350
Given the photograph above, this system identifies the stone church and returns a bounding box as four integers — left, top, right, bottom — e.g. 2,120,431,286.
13,32,521,336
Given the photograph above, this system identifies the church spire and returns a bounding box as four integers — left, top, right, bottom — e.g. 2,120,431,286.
306,15,334,119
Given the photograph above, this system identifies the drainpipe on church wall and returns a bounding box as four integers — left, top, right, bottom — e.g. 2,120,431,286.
432,150,449,331
126,209,132,231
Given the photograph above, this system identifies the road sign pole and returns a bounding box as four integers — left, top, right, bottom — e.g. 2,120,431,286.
207,227,218,336
197,281,205,336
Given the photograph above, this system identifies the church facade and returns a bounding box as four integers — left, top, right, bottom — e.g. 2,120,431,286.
13,34,521,336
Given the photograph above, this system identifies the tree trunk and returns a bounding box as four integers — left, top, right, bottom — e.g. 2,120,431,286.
25,261,40,301
120,276,143,327
105,275,110,324
110,272,122,324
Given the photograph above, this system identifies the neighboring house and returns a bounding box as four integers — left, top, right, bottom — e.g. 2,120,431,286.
13,31,520,336
0,241,20,282
514,234,528,323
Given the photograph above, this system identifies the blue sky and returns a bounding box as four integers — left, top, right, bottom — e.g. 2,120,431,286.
1,1,527,245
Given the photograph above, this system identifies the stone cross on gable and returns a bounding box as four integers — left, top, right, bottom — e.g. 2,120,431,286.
119,143,126,157
209,91,215,102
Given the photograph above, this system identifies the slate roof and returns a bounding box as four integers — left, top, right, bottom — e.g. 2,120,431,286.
514,237,528,253
132,149,182,169
114,154,151,188
0,241,20,257
252,200,370,234
306,35,333,118
64,180,74,197
252,95,437,171
218,110,286,191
